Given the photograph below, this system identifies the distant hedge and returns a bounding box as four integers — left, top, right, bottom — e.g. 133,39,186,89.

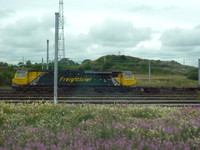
187,69,198,80
0,66,15,86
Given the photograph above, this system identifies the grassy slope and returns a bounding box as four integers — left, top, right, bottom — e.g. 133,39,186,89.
80,55,195,75
135,74,198,87
80,55,198,87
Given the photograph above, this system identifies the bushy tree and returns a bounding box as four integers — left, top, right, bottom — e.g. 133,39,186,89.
0,66,15,86
102,62,113,70
18,62,24,67
187,69,198,80
25,60,32,68
0,62,8,66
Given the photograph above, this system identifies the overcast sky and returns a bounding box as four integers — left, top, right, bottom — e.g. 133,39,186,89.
0,0,200,66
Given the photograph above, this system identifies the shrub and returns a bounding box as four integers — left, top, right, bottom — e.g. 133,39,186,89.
0,67,15,86
187,69,198,80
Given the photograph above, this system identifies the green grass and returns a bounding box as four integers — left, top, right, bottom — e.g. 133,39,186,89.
0,86,11,89
135,74,198,87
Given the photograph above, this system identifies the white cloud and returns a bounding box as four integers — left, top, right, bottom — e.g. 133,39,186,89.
1,0,200,66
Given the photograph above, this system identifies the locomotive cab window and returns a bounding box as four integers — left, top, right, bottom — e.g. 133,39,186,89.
17,72,26,78
125,74,132,79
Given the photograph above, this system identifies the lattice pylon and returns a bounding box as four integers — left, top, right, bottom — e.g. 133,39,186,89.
58,0,65,60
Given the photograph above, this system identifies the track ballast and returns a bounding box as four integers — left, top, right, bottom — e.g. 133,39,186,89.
0,88,200,106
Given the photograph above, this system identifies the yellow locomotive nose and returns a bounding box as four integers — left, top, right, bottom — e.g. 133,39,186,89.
12,70,28,86
113,71,137,87
122,74,137,87
12,70,46,87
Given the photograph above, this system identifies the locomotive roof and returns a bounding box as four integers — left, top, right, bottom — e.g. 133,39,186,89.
122,71,133,74
16,69,46,72
16,70,28,72
16,70,133,74
84,71,133,74
84,71,121,74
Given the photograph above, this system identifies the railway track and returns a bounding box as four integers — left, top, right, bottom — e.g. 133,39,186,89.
0,88,200,105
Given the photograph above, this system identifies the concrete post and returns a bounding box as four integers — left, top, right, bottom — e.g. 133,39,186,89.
198,59,200,88
47,40,49,70
23,56,24,68
42,57,44,70
54,13,59,104
149,61,151,86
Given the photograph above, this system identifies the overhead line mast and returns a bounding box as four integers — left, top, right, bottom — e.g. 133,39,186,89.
58,0,65,60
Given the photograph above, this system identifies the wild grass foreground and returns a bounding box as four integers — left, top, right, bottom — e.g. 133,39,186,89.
0,103,200,150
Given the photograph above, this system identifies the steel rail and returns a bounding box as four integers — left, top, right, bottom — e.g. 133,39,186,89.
0,96,198,100
1,99,200,104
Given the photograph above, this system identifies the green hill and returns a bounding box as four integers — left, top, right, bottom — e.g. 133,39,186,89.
79,55,195,75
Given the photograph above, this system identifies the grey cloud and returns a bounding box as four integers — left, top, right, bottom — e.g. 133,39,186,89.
66,33,91,50
162,6,177,11
125,45,199,67
1,1,57,11
154,27,200,66
89,18,152,47
194,25,200,29
0,14,54,62
0,9,15,19
160,27,200,47
65,18,153,61
130,5,154,12
129,4,177,13
66,18,152,53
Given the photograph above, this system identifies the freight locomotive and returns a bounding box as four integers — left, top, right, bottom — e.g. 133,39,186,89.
12,70,137,91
